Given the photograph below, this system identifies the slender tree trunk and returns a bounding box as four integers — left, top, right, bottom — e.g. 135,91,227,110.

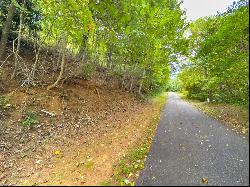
204,66,212,102
47,33,67,90
30,44,40,81
107,51,112,69
119,63,123,89
78,34,88,64
139,69,145,94
106,43,112,69
78,46,86,64
47,52,65,90
0,1,16,60
121,63,127,89
55,51,61,70
129,77,134,92
129,64,137,92
11,8,23,79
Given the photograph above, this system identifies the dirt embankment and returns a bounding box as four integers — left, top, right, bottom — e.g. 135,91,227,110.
0,78,165,186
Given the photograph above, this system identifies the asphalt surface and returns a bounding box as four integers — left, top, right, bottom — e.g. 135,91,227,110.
137,92,249,186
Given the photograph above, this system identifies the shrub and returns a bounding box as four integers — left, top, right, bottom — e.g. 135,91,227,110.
0,95,11,110
81,63,96,80
21,111,39,127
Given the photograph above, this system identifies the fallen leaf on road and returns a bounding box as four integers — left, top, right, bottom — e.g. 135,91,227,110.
201,178,208,184
128,173,133,177
35,160,43,164
53,150,62,155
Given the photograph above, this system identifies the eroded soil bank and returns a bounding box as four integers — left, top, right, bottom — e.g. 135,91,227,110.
0,78,166,186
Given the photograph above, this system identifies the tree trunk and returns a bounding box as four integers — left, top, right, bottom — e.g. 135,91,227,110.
11,8,23,79
106,43,112,69
129,64,137,92
47,51,66,90
208,90,213,102
121,63,127,89
139,69,146,94
78,34,88,63
55,51,61,70
30,44,40,82
0,1,16,60
129,77,134,92
107,51,112,69
204,66,212,102
47,33,67,90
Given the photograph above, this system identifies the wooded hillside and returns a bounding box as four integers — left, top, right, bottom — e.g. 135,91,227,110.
0,0,188,96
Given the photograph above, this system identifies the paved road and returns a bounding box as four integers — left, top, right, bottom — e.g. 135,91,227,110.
137,92,249,186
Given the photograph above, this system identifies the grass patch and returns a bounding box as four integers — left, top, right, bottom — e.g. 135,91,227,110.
0,95,11,110
113,144,148,186
84,159,94,170
100,181,112,186
21,111,39,127
111,92,167,186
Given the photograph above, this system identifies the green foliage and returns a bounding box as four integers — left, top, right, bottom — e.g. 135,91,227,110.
87,0,188,94
114,144,148,186
100,181,112,186
81,63,96,80
37,0,94,49
21,111,39,127
167,78,180,92
177,67,208,101
2,0,188,95
0,95,11,110
0,0,42,35
178,1,249,105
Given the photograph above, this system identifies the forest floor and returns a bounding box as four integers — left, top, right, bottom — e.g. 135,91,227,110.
179,93,249,136
0,75,166,186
